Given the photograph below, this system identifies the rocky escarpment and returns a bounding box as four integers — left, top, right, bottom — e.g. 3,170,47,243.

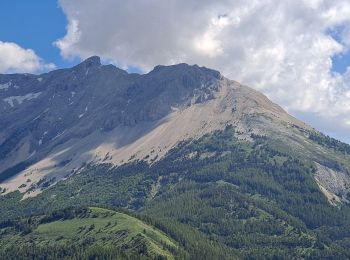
1,57,349,202
315,163,350,205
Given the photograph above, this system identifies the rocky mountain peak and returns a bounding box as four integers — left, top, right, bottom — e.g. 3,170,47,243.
149,63,221,81
74,56,101,70
0,59,328,198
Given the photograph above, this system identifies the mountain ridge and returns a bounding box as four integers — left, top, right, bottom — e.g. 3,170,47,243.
0,57,349,205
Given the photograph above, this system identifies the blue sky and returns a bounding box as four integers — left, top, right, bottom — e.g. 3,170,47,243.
0,0,140,72
329,26,350,74
332,53,350,74
0,1,350,143
0,0,77,68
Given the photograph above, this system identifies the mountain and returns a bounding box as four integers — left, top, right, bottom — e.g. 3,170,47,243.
1,57,350,258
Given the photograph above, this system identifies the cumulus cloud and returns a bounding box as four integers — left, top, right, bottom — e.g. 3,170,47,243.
0,41,55,73
56,0,350,142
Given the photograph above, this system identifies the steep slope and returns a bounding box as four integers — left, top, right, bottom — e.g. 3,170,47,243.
0,56,330,198
1,127,350,258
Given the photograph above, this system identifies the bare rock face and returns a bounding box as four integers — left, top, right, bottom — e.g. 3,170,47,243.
0,60,218,157
0,59,226,195
0,56,348,200
315,163,350,205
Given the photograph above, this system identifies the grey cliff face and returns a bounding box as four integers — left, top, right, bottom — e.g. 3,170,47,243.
0,56,349,202
0,57,221,182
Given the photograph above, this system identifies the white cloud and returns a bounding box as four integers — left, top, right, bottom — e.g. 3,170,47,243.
57,0,350,142
54,19,81,60
0,41,55,73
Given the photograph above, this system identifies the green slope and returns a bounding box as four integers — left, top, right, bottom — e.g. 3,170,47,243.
0,207,179,259
1,127,350,258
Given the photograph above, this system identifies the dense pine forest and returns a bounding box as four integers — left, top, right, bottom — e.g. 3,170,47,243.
1,126,350,259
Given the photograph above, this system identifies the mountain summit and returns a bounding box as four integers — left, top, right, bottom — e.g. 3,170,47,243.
0,57,348,201
0,58,300,193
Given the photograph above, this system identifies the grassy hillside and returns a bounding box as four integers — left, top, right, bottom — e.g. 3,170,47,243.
1,127,350,258
0,207,179,259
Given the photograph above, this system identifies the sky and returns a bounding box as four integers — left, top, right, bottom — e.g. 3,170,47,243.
0,0,350,144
